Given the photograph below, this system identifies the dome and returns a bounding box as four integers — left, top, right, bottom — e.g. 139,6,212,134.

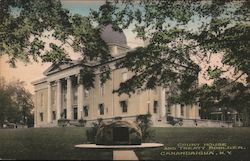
100,24,127,46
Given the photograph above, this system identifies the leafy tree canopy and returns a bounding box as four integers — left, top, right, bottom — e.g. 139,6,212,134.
0,0,112,88
0,77,34,126
91,0,250,124
91,0,249,96
1,1,249,109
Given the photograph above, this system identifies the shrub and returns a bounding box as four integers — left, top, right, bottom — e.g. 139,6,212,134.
58,119,70,127
167,116,183,126
86,118,103,143
78,119,86,127
136,114,154,142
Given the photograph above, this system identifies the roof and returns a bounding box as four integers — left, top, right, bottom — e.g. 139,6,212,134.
43,60,84,76
42,51,130,76
100,24,127,46
31,77,47,85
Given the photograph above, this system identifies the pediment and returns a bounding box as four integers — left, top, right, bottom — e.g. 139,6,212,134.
43,61,81,76
43,64,62,76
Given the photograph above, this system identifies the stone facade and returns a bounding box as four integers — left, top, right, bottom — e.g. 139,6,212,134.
32,25,200,127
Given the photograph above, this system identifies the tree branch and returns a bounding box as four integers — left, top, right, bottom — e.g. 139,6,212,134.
221,72,246,89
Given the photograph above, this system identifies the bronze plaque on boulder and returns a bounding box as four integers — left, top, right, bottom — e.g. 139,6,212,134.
113,127,129,143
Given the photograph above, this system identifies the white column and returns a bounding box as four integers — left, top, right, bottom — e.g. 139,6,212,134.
56,80,62,120
47,82,52,123
34,93,38,127
66,77,72,120
175,104,181,118
147,90,151,114
77,75,83,119
112,71,115,117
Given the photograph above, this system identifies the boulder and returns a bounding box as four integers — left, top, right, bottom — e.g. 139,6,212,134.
96,120,142,145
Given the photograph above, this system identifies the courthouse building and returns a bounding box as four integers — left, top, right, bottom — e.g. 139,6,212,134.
32,25,200,127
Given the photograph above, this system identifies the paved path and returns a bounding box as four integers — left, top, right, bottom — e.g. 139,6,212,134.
113,150,138,160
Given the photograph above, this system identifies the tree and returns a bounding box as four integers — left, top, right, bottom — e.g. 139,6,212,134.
136,114,154,142
91,0,250,125
0,87,18,124
91,0,249,94
0,77,34,127
2,1,248,93
1,1,249,124
0,0,111,89
197,78,250,125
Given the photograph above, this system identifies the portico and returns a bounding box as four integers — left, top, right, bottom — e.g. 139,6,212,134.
32,58,168,127
46,74,82,123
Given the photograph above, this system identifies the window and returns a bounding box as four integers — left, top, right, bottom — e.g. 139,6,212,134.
153,101,158,113
63,91,67,104
83,105,89,117
181,104,184,116
120,100,128,113
40,112,43,122
73,107,78,120
99,104,104,115
122,72,128,82
73,89,78,105
147,102,150,113
99,81,105,96
52,111,56,120
63,109,67,119
167,104,171,114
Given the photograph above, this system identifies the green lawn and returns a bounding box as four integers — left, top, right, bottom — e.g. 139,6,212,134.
0,127,249,160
